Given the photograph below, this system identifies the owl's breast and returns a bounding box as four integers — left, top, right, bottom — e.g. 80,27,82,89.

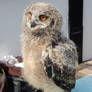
23,46,50,89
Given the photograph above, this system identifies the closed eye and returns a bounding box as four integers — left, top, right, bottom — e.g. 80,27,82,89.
26,12,32,19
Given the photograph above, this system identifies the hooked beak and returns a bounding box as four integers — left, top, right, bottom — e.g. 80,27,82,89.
31,21,36,28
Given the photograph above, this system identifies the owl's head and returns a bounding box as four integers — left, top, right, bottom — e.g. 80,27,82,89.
23,2,62,36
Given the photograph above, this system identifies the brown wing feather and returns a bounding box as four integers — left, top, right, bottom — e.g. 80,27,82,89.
42,40,78,90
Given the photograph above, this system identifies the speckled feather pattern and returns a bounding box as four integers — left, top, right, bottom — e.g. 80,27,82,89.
21,2,78,92
41,38,78,91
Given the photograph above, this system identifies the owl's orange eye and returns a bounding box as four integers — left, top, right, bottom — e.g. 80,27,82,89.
39,15,48,21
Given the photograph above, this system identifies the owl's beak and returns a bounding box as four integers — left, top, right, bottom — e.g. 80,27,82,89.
31,21,36,28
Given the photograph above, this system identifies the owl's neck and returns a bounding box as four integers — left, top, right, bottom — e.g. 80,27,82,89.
25,31,61,42
23,26,64,46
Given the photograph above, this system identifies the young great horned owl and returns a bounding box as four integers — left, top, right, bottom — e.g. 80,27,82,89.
21,2,78,92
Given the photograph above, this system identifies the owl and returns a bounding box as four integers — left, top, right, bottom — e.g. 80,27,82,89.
21,2,78,92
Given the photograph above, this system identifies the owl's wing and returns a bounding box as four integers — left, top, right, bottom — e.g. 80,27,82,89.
41,41,78,90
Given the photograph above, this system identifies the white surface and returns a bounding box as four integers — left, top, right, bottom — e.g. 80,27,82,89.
0,0,68,57
0,55,24,67
0,55,18,64
15,62,24,68
83,0,92,61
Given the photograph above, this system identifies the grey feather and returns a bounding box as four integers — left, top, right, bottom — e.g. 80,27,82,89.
41,37,78,90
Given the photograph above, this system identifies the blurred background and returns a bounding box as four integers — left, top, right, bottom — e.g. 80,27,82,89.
0,0,92,62
0,0,68,58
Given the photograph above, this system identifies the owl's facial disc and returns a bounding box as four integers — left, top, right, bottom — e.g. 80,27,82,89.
26,13,50,30
26,9,56,32
24,2,62,34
